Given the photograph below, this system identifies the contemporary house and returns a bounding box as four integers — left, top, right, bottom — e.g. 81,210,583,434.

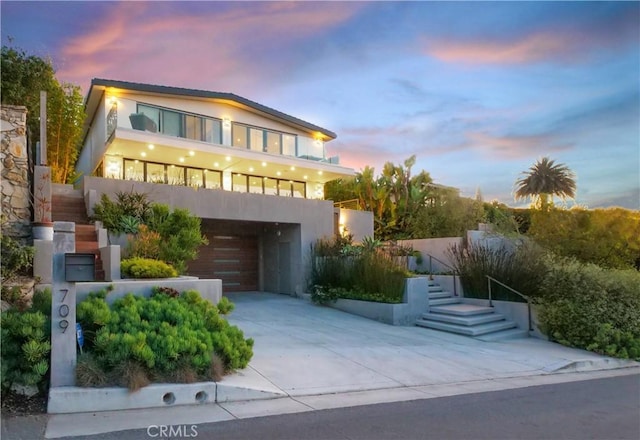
75,79,372,294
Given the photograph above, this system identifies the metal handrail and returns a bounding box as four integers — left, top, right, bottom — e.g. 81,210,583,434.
425,253,458,297
486,275,533,331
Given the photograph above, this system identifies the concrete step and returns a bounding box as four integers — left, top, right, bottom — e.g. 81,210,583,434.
76,242,100,254
430,303,495,316
428,285,444,292
421,311,507,326
428,297,463,306
475,328,529,342
52,184,81,197
428,291,453,299
415,318,517,336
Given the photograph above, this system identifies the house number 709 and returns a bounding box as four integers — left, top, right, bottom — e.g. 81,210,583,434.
58,289,69,333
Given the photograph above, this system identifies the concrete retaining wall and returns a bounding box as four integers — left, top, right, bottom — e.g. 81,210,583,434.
74,278,222,305
324,277,430,326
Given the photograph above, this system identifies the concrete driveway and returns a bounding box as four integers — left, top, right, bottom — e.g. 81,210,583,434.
224,292,635,397
40,291,638,439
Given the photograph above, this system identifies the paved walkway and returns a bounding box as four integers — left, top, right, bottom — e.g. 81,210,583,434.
16,292,640,439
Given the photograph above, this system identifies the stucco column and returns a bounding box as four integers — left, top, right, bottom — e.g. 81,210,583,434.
50,222,76,388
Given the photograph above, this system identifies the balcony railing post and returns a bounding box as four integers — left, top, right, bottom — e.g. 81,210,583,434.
528,303,533,332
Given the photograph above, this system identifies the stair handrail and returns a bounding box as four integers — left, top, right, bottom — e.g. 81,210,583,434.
424,253,458,297
486,275,533,331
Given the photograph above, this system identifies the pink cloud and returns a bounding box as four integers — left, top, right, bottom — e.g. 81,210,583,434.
424,11,638,65
56,2,363,93
466,132,573,159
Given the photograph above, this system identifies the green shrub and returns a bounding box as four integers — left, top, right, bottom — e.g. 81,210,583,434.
121,258,178,279
76,289,112,349
151,286,180,298
537,257,640,360
528,207,640,270
1,308,51,392
447,240,546,302
76,289,253,390
145,204,208,274
1,233,34,281
216,297,235,315
92,190,151,233
311,286,403,305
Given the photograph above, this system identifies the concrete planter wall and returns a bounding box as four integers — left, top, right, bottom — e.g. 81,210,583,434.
325,277,429,326
75,277,222,305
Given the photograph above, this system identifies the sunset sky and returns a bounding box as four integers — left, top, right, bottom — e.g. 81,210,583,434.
2,1,639,209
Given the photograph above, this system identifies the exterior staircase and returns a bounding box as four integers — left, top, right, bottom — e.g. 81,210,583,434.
416,280,527,341
51,186,105,281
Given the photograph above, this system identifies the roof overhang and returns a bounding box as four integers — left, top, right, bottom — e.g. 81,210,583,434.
83,79,337,143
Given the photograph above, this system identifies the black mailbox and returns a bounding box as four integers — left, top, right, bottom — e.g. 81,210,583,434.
65,253,96,282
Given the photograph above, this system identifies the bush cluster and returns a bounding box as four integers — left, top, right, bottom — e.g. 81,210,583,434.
536,257,640,360
121,257,178,279
92,191,208,274
447,240,546,302
311,286,403,305
310,236,407,304
76,289,253,390
1,289,52,393
1,232,34,282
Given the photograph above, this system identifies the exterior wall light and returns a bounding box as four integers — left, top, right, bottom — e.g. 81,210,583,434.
223,117,231,128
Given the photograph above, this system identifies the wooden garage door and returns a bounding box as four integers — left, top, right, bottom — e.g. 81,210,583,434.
189,235,258,291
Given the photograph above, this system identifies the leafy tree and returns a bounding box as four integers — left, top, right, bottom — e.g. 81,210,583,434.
514,157,576,211
47,82,85,183
1,45,85,183
1,46,57,146
413,187,484,238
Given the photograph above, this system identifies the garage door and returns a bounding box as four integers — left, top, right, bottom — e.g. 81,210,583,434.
188,235,258,291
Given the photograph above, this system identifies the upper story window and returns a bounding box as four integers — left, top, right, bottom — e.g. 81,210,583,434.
137,104,222,144
232,122,297,156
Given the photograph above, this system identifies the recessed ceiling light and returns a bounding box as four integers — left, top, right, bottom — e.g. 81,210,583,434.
249,167,254,172
277,171,282,176
225,156,231,162
148,144,155,150
303,175,308,180
188,151,195,156
179,157,185,163
141,152,146,157
261,162,267,167
290,166,295,171
214,162,219,167
318,171,323,175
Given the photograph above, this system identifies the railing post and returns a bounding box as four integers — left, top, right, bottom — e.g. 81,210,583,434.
487,277,493,307
453,273,458,297
429,255,433,280
527,303,533,332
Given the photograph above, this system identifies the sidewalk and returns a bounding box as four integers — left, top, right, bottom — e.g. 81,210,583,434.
5,292,638,439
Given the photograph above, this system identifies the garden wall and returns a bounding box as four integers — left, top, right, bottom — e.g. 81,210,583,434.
75,277,222,305
320,277,430,325
398,237,462,273
1,105,30,239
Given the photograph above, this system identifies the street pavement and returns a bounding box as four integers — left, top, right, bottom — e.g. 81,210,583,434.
3,292,638,439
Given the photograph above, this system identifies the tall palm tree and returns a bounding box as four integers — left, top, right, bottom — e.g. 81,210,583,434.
515,157,576,210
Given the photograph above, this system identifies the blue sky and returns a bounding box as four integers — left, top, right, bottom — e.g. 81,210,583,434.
3,1,638,209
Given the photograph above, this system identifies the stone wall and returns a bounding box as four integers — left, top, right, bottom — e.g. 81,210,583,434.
1,105,31,239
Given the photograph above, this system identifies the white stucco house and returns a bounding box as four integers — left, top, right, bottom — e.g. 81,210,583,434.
75,79,372,294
